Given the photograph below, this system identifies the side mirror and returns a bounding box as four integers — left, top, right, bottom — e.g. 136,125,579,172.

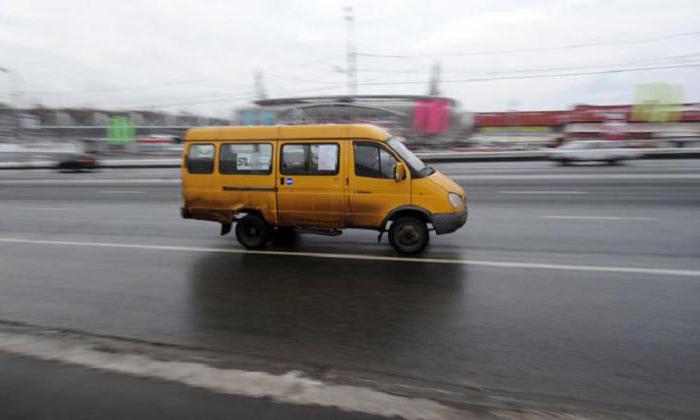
394,162,407,182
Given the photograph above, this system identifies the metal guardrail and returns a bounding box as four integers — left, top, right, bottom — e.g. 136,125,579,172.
1,148,699,169
418,148,700,162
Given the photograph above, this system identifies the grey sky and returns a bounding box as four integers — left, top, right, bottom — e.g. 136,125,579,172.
1,0,699,117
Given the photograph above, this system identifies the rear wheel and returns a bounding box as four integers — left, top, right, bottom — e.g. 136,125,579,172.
389,216,429,255
235,214,270,249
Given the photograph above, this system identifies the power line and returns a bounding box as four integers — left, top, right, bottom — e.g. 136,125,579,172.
25,77,248,95
357,31,700,58
353,52,700,78
266,73,343,85
353,63,700,86
25,55,345,95
136,82,351,109
133,62,700,107
265,56,700,88
445,52,700,77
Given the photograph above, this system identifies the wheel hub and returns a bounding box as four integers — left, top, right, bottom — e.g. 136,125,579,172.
398,225,420,246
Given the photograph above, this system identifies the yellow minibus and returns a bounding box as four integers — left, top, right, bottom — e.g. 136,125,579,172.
181,124,467,254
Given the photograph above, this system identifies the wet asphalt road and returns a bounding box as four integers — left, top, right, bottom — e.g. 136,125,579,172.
1,160,700,417
0,353,379,420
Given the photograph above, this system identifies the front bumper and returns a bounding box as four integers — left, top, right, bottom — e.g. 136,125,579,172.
430,208,468,235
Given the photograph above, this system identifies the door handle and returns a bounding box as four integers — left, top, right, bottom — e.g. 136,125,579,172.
355,190,372,194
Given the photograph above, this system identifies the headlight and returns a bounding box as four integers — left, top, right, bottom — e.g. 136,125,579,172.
448,192,462,209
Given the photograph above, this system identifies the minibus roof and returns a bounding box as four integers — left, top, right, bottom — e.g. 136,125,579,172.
185,124,391,142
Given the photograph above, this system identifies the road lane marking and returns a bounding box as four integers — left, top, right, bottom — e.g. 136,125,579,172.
1,237,698,278
498,190,587,194
0,331,460,420
542,215,658,221
16,207,74,211
97,190,145,194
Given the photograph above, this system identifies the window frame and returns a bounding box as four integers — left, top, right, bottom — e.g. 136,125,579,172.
280,142,340,176
186,143,215,174
218,142,274,175
352,140,400,180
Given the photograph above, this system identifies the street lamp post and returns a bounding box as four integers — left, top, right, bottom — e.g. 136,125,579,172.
343,6,357,96
0,66,25,142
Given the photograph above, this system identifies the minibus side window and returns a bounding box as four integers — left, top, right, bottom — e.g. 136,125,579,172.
220,143,273,174
353,142,397,179
187,144,214,174
281,143,339,175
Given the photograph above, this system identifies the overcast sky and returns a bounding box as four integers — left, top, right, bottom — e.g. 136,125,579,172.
1,0,699,117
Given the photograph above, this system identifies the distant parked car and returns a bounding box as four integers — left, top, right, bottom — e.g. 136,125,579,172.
549,140,642,165
56,153,99,172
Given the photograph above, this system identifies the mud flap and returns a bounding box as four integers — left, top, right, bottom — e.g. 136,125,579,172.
220,222,232,236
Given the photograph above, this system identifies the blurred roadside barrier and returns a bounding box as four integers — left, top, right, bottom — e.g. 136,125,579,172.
1,148,700,169
418,148,700,162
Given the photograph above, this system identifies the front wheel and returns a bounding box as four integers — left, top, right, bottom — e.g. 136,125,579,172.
235,214,270,249
389,217,429,255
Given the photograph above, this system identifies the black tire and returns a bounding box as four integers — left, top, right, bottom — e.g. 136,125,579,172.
235,214,270,249
606,159,619,166
389,216,429,255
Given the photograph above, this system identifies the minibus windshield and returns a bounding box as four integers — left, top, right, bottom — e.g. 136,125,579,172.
387,137,434,178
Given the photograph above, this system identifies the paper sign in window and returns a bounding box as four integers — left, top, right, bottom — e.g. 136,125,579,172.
236,152,270,170
236,153,252,170
317,145,337,171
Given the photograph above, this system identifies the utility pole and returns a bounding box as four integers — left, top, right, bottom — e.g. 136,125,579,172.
254,69,267,100
343,5,357,96
428,61,441,96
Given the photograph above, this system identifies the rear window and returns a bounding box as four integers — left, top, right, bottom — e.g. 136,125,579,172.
219,143,273,174
281,143,339,175
186,144,214,174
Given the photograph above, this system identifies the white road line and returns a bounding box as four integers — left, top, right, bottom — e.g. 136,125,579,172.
498,190,587,194
0,237,698,278
97,190,145,194
542,215,658,221
0,331,459,420
15,207,74,211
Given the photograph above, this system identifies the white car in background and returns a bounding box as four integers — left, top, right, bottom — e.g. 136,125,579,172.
549,140,642,165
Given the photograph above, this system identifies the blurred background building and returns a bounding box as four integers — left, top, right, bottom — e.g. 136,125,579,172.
472,103,700,149
235,95,469,147
2,99,699,152
0,105,229,143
